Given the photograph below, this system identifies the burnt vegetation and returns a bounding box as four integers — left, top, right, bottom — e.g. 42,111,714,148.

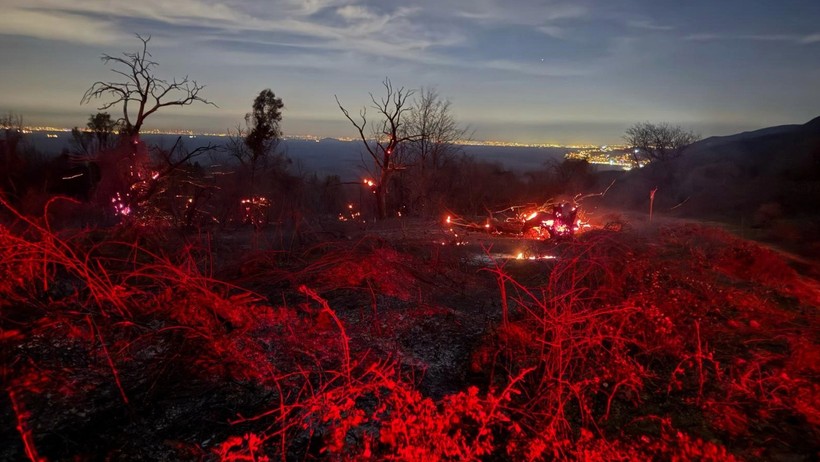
1,36,819,462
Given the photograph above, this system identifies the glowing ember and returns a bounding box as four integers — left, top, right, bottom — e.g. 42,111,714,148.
111,192,131,216
338,203,363,222
514,251,557,261
240,196,271,226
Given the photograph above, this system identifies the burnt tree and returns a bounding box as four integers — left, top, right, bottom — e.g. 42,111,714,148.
81,35,214,140
401,88,468,217
80,35,215,217
336,79,415,220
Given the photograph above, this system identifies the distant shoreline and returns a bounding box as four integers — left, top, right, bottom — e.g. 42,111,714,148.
17,127,612,150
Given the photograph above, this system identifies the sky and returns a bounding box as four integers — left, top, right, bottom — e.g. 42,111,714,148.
1,0,819,145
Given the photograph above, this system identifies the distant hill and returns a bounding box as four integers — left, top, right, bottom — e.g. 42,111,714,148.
593,116,820,226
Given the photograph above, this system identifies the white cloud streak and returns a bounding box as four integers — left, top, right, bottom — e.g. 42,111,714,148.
627,19,674,31
0,0,602,77
800,33,820,44
684,32,820,44
0,8,127,45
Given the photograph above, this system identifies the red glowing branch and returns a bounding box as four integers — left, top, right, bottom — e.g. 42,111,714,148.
8,389,45,462
298,285,352,384
89,316,130,406
444,199,588,241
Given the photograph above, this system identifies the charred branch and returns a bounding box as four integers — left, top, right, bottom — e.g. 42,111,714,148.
81,35,216,136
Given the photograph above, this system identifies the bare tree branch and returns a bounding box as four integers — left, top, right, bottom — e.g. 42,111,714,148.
624,122,700,163
336,78,416,219
81,35,216,136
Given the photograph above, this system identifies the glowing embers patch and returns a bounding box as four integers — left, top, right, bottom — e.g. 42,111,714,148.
240,196,271,226
467,252,559,266
442,201,591,241
111,192,131,216
338,203,364,223
514,252,558,261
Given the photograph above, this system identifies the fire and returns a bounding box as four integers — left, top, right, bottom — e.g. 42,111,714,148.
442,200,592,243
514,251,557,261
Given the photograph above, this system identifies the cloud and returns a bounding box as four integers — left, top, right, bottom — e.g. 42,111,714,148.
0,7,127,45
627,20,674,31
537,25,568,39
455,0,588,26
800,33,820,44
0,0,608,80
683,33,723,42
684,32,820,44
336,5,379,22
483,59,588,77
281,0,349,16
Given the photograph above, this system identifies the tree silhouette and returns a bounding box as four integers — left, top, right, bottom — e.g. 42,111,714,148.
81,35,214,138
0,113,25,200
80,35,215,220
227,89,286,227
401,88,468,216
624,122,700,164
70,112,121,155
245,89,284,165
336,79,415,219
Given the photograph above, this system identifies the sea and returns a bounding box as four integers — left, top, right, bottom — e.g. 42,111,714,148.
23,132,573,181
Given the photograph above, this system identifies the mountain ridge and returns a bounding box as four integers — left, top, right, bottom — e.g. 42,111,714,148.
593,115,820,228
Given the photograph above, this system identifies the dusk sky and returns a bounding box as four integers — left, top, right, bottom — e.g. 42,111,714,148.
1,0,819,144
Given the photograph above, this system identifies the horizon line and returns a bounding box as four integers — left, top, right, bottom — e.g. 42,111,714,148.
17,126,611,149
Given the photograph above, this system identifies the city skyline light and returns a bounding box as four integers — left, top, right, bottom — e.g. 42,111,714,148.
1,0,819,145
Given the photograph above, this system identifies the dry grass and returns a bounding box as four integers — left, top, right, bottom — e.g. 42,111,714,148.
1,197,818,460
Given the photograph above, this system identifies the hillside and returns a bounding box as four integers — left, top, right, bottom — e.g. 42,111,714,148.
592,116,820,255
2,119,818,461
1,213,818,460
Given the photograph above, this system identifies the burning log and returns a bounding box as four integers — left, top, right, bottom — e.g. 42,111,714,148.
444,199,591,241
442,182,613,241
